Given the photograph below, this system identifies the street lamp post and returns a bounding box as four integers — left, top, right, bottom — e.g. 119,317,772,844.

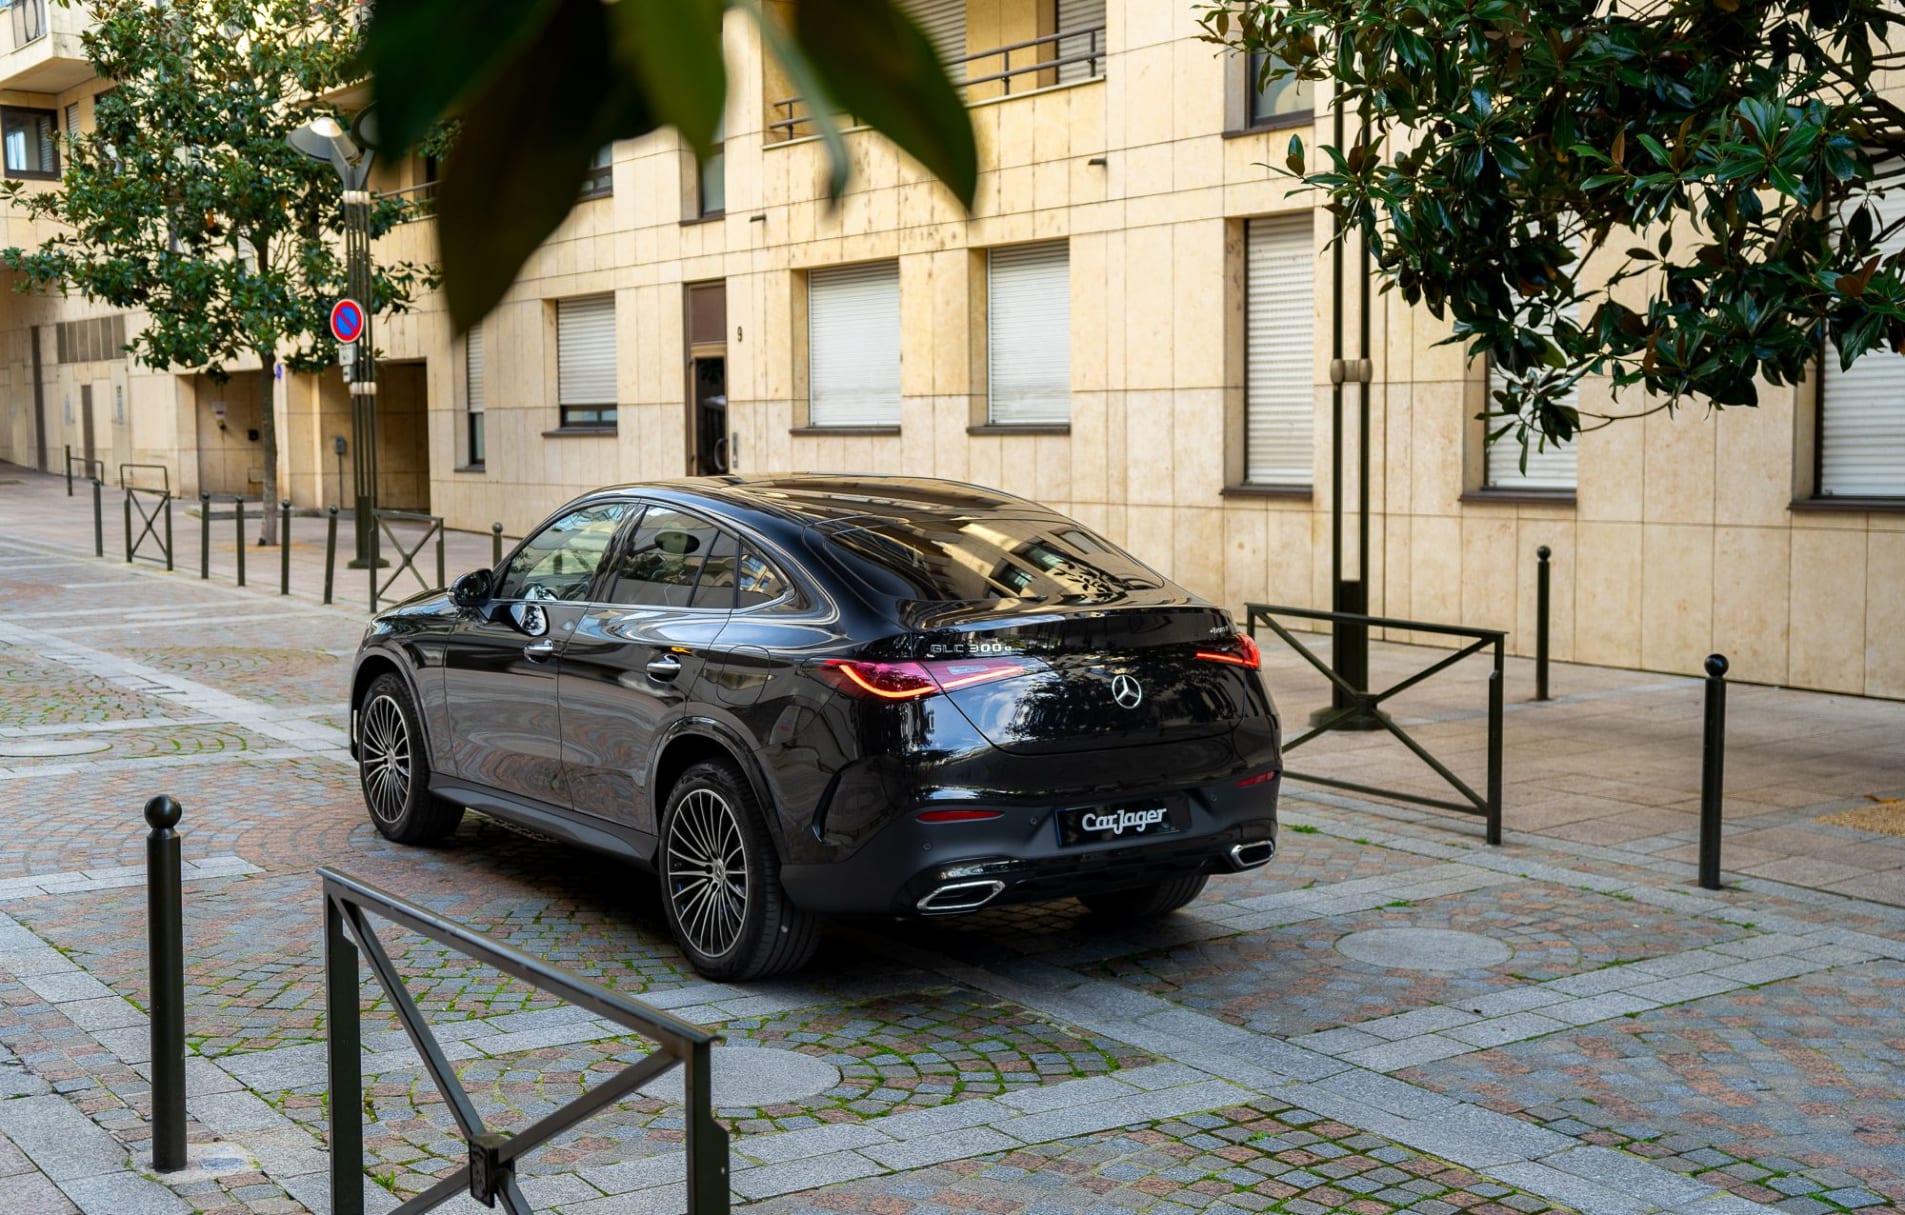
288,115,380,568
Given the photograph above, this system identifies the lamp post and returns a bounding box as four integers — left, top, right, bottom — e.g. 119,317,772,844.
288,115,380,568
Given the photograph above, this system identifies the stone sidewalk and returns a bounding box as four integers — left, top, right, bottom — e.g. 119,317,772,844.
1,463,1903,1214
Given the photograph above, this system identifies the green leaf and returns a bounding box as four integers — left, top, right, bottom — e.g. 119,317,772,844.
746,2,851,200
1286,134,1306,176
363,0,562,156
608,0,726,157
792,0,977,208
436,0,655,331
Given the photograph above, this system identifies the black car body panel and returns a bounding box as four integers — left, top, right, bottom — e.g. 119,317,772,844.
350,474,1281,919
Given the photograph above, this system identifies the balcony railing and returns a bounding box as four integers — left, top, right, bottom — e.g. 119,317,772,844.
377,180,437,223
7,0,48,49
769,25,1105,143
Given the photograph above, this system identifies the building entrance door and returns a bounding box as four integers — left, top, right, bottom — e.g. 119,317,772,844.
685,281,728,475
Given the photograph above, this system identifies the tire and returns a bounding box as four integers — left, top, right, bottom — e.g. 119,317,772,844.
358,673,464,845
658,759,819,981
1078,873,1209,921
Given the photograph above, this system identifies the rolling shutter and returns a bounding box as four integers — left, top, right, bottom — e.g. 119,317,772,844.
1244,215,1316,486
809,262,901,427
465,321,486,415
1821,181,1905,497
902,0,966,81
1056,0,1106,84
556,295,616,406
988,242,1071,426
1485,362,1578,491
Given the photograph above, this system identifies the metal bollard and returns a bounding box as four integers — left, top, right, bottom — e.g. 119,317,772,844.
1698,654,1728,891
436,524,445,590
199,492,211,580
163,495,174,573
492,522,503,568
1535,545,1552,701
368,514,379,615
280,500,292,596
123,489,133,563
323,506,339,606
65,444,73,495
92,478,103,557
234,499,246,587
144,795,187,1172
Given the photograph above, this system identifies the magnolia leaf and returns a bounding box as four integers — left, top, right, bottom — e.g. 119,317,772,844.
362,0,562,155
609,0,726,158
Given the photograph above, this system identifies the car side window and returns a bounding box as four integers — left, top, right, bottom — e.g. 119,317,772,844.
495,503,631,602
735,545,791,609
606,506,728,609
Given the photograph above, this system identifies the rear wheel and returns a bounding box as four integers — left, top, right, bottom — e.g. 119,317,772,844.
358,673,464,845
1078,873,1209,921
659,760,819,981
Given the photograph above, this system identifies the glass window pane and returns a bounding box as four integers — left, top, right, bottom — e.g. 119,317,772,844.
735,546,789,609
689,531,739,608
1247,50,1312,126
819,510,1164,603
606,506,726,608
699,146,725,215
496,503,630,601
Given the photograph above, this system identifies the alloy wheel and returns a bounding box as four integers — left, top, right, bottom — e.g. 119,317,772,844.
666,788,750,959
360,694,412,825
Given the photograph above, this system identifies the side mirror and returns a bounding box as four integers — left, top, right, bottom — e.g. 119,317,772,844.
450,568,492,608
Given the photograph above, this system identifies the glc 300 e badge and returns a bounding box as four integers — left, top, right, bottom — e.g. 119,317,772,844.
1110,673,1143,709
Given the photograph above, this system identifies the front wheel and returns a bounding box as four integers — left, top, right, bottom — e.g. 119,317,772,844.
659,760,819,981
358,673,463,845
1077,873,1209,921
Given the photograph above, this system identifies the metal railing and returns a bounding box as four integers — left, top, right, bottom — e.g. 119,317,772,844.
377,180,437,223
322,868,728,1213
123,485,173,570
769,25,1105,142
371,508,445,610
64,445,103,496
8,0,47,48
118,461,171,494
1246,604,1506,845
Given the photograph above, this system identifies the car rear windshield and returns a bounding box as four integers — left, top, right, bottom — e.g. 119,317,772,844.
813,512,1166,603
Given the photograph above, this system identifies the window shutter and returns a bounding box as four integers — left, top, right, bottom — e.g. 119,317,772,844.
988,242,1071,426
556,295,616,406
902,0,966,81
63,102,78,136
1244,215,1316,486
809,262,901,427
1485,362,1579,491
1056,0,1106,83
465,321,486,415
1821,182,1905,497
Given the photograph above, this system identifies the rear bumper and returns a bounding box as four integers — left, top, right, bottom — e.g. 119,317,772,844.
780,770,1280,916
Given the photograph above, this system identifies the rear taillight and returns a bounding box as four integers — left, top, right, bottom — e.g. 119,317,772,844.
814,657,1037,701
1195,633,1262,669
917,808,1004,823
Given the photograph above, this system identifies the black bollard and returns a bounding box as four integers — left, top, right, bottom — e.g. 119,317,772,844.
198,492,210,580
491,522,503,568
163,495,174,573
122,488,133,563
144,795,187,1172
1699,654,1728,891
1535,545,1552,701
280,500,292,596
92,478,104,557
323,506,339,606
234,499,246,587
65,444,73,495
435,523,445,590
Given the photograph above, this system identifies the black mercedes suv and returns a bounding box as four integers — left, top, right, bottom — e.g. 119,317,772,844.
349,475,1281,979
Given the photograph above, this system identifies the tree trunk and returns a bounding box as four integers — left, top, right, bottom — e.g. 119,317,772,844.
255,349,279,546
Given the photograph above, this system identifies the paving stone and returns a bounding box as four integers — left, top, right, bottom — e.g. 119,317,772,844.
1443,1012,1569,1049
0,1095,127,1181
58,1171,192,1215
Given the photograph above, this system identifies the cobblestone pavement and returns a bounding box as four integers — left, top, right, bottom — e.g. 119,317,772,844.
2,467,1904,1214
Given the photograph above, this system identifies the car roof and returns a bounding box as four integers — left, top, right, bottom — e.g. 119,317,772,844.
571,474,1058,532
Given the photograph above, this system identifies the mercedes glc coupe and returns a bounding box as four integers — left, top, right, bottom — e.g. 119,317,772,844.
349,475,1281,979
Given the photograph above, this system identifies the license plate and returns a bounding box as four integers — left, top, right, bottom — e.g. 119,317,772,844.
1054,800,1185,847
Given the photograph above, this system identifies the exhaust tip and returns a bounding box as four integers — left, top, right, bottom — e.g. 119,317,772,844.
1228,840,1276,870
916,879,1006,914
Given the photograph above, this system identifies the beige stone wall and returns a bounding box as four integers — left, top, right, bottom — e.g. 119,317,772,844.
1,3,1899,699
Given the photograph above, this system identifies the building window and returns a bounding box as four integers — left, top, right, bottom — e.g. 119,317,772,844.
1055,0,1107,85
465,320,486,466
698,119,725,217
3,107,59,180
581,145,613,199
904,0,967,81
1243,215,1315,487
1483,360,1579,492
987,241,1071,426
556,295,617,429
1818,181,1905,498
1246,49,1312,129
808,261,901,428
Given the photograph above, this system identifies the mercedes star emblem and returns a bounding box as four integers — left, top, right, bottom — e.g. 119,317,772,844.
1110,673,1144,709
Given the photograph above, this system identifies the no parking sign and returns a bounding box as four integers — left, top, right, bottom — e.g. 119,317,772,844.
329,298,365,344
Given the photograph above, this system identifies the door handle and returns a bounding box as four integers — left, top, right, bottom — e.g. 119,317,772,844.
646,654,683,682
523,639,558,661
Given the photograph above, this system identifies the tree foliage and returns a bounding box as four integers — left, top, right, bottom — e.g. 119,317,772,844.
2,0,434,541
1200,0,1905,455
362,0,979,331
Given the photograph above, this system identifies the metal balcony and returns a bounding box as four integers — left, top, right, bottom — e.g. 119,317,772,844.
0,0,94,93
